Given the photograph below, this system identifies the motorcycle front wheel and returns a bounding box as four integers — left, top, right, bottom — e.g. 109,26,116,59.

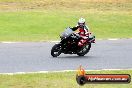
51,44,62,57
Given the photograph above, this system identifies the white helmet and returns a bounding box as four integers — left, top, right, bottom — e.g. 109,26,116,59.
78,18,85,26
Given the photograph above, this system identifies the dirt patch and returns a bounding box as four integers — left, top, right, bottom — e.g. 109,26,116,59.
0,0,131,11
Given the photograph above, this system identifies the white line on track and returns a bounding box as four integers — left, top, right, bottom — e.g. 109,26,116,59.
0,69,132,75
1,42,18,43
0,38,127,44
108,39,119,40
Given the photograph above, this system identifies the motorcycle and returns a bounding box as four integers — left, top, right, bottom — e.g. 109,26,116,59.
51,27,95,57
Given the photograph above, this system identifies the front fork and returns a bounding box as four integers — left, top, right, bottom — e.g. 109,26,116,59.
88,35,95,43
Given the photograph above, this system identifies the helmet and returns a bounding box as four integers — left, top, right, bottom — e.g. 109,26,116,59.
78,18,85,26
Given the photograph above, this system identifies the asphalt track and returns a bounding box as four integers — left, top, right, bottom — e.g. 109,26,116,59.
0,39,132,73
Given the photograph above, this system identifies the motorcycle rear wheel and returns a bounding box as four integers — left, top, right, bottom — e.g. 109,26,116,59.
77,43,91,56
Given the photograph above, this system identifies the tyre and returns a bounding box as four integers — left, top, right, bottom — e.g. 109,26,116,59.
77,43,91,56
76,75,86,85
51,44,62,57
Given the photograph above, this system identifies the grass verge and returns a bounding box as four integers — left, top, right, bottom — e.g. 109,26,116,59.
0,70,132,88
0,0,132,41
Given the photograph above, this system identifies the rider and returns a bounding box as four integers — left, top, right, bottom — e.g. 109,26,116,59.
71,18,94,46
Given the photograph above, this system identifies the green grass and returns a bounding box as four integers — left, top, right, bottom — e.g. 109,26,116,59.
0,0,132,41
0,70,132,88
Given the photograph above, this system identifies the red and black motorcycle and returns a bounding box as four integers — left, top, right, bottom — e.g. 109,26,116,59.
51,27,95,57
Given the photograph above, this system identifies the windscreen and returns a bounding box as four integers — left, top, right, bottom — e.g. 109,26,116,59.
61,27,73,38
